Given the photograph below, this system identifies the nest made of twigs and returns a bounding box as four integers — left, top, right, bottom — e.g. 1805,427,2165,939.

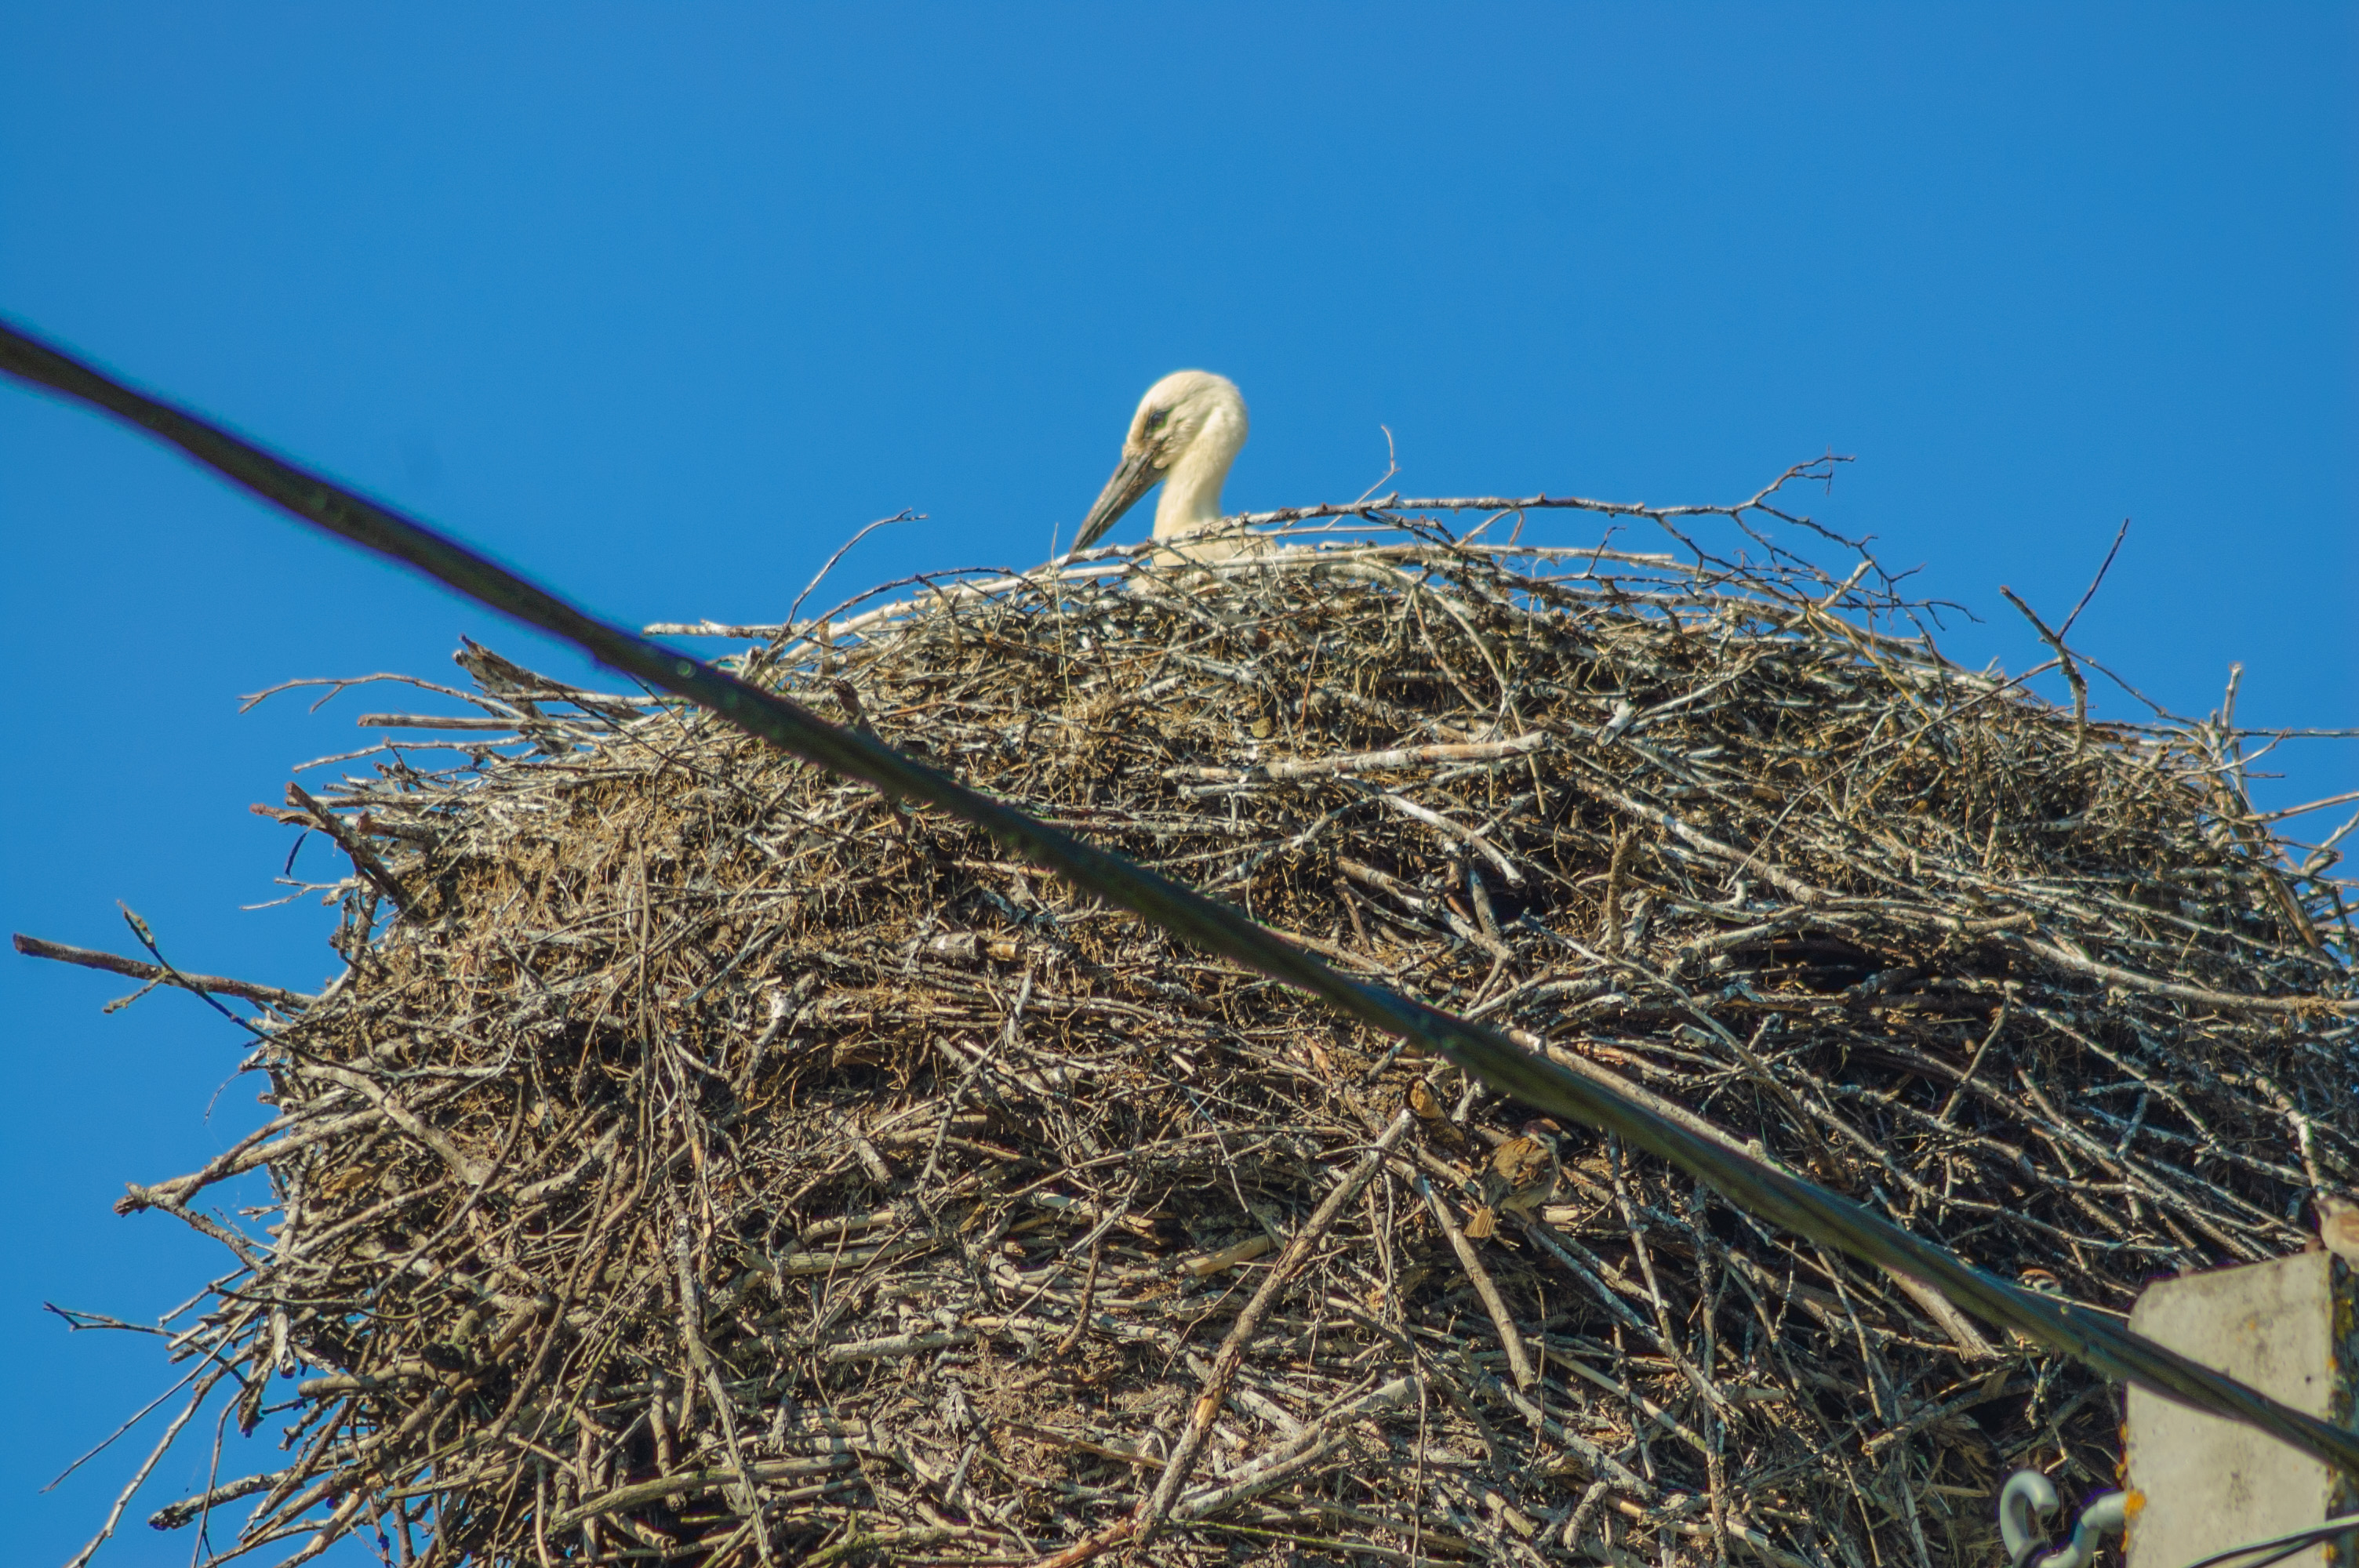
99,514,2356,1567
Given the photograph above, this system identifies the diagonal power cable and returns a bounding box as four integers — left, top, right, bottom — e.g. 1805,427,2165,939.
4,314,2352,1478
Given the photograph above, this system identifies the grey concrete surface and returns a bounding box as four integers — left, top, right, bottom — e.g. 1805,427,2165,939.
2125,1251,2357,1568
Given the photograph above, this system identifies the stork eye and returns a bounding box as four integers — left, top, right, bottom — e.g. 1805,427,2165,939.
1144,408,1169,432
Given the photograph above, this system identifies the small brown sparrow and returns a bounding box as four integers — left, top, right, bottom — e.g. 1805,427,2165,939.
2006,1266,2066,1348
1463,1120,1562,1240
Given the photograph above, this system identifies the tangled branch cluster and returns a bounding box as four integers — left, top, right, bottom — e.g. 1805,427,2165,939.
85,511,2356,1566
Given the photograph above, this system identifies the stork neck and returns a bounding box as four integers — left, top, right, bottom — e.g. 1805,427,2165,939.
1153,428,1240,538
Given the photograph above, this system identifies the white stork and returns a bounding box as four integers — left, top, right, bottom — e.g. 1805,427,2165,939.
1071,371,1250,561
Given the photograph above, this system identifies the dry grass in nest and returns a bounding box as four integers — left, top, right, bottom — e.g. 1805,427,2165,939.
70,517,2357,1567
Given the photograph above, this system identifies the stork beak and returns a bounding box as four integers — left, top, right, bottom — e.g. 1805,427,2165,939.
1072,446,1162,551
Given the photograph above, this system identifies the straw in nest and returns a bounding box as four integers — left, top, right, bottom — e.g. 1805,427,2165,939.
39,514,2358,1568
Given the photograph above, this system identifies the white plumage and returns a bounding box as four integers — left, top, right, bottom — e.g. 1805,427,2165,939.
1072,370,1250,561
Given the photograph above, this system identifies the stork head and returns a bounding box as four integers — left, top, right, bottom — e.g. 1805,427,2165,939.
1072,370,1249,550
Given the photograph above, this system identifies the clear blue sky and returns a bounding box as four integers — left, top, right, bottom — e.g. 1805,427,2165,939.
2,6,2351,1561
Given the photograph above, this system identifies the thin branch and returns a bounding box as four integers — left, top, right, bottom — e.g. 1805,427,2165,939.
285,783,412,913
2001,585,2089,746
1134,1109,1416,1542
2057,518,2130,640
13,934,311,1013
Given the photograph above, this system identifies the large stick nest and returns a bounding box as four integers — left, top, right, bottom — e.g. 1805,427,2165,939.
104,513,2357,1566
